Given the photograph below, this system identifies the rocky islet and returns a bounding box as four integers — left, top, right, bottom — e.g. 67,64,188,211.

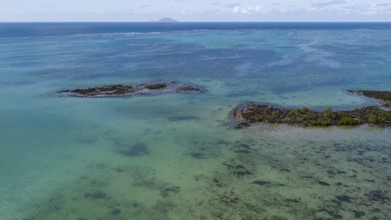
58,81,205,97
232,104,391,129
233,90,391,129
58,85,391,129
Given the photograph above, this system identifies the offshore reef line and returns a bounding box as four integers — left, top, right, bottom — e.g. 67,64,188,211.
57,85,391,129
233,90,391,129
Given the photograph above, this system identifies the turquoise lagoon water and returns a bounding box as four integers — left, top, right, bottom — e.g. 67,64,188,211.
0,23,391,219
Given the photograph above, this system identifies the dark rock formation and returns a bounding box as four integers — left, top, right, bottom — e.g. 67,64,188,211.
232,90,391,128
116,143,150,157
144,83,168,90
349,90,391,107
232,103,391,129
58,81,205,97
176,86,202,93
58,85,134,97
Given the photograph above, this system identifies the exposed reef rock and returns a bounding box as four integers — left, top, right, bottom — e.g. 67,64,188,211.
349,90,391,107
176,86,202,93
233,90,391,129
58,81,205,97
233,103,391,129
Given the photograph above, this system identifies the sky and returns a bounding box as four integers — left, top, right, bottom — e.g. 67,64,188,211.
1,0,391,22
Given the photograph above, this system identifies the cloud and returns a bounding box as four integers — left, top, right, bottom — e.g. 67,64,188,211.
366,3,390,15
225,3,241,8
212,1,221,6
342,3,391,15
232,5,265,14
311,0,346,9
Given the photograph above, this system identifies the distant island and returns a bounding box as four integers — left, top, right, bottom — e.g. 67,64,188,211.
157,17,178,23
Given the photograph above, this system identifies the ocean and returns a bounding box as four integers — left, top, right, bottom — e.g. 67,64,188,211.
0,22,390,219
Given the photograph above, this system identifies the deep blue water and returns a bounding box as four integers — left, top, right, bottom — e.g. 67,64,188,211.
0,23,391,220
2,22,391,37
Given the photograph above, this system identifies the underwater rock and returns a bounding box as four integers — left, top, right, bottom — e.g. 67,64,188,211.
352,210,365,218
335,195,353,203
317,180,331,186
232,102,391,128
168,115,199,121
176,85,202,93
132,179,180,198
116,143,150,157
223,162,253,177
232,143,253,154
143,83,168,90
190,152,206,159
111,208,122,215
84,191,109,200
59,85,134,97
252,180,271,186
58,81,205,97
160,185,181,198
187,143,222,159
349,90,391,107
365,190,390,203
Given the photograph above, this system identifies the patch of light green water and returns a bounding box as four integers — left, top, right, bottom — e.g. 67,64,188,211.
3,76,387,219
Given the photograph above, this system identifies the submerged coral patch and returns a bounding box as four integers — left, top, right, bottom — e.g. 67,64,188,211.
176,86,203,93
115,143,150,157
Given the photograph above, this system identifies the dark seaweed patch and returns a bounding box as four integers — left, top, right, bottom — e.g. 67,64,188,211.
176,86,202,93
190,152,206,159
252,180,271,186
336,195,353,203
111,208,121,215
84,191,109,200
233,143,254,154
285,198,301,204
168,115,199,121
187,143,221,159
144,83,168,90
160,186,181,198
223,162,253,177
153,200,176,214
365,190,390,203
317,181,331,186
133,179,180,198
116,143,150,157
352,210,365,218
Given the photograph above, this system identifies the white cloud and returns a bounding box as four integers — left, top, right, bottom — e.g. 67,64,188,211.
311,0,346,10
225,3,241,8
365,3,390,15
232,5,265,14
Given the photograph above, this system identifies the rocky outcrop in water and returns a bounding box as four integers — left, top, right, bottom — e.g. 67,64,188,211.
233,90,391,128
58,81,205,97
233,104,391,129
349,90,391,107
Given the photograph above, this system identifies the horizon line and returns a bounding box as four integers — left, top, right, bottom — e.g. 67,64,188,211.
1,21,391,23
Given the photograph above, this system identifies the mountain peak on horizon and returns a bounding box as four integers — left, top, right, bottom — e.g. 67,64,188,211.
157,17,178,23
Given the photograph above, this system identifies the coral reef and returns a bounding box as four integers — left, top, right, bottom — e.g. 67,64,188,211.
58,81,205,97
349,90,391,107
233,103,391,128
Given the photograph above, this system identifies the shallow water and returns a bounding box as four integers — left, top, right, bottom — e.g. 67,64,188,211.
0,23,390,219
